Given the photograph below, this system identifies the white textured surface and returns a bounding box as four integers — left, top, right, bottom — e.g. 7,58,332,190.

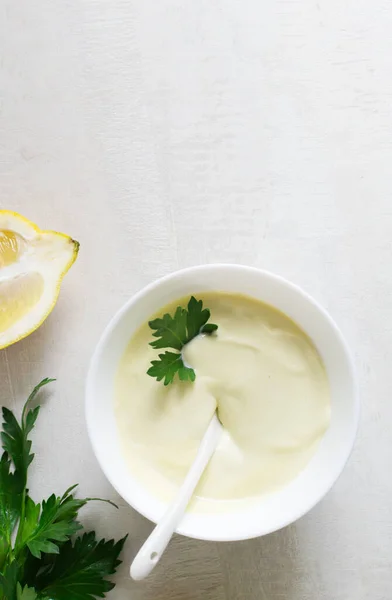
0,0,391,598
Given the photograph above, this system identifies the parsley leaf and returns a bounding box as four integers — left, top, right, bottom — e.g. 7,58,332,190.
1,379,55,490
147,351,196,386
16,493,83,559
149,306,188,351
16,583,37,600
0,380,125,600
1,407,34,490
147,296,218,385
31,532,127,600
186,296,217,339
1,378,55,573
0,453,22,570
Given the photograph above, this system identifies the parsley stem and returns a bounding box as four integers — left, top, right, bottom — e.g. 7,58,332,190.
14,487,26,552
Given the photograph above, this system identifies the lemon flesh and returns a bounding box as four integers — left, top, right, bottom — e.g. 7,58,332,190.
0,211,79,350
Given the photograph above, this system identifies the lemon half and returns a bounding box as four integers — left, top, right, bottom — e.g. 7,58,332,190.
0,210,79,350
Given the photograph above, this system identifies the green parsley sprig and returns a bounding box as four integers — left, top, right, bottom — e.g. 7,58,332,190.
0,379,126,600
147,296,218,385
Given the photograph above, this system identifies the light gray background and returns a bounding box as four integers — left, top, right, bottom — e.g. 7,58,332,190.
1,1,391,598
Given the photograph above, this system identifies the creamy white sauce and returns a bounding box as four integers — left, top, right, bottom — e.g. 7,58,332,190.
115,293,330,511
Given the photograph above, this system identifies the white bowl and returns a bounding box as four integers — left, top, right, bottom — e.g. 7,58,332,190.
86,264,358,541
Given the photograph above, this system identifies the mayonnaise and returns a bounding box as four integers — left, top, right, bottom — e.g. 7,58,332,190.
115,293,330,510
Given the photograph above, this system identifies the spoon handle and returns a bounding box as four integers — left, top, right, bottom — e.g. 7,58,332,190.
130,413,222,580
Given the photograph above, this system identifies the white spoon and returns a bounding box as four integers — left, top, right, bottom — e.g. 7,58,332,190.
130,412,222,581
